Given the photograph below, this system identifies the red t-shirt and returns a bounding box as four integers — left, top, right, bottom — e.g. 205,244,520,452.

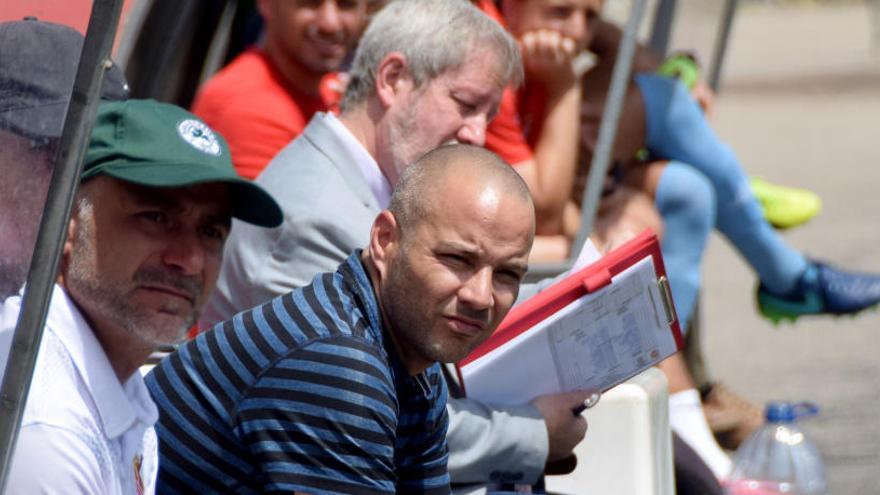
191,49,342,179
477,0,547,167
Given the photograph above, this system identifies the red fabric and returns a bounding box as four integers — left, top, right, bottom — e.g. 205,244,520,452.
476,0,547,167
191,49,342,179
520,84,549,150
485,88,534,166
476,0,505,24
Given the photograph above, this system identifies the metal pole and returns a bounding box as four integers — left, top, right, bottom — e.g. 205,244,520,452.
526,0,649,281
708,0,739,93
573,0,649,259
0,0,124,489
648,0,678,57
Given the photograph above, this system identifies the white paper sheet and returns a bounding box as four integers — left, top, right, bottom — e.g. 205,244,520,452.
461,257,677,406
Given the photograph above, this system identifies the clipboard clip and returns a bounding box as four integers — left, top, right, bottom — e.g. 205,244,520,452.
657,276,678,326
581,268,612,293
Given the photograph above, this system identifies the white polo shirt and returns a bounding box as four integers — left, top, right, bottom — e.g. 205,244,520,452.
0,284,158,494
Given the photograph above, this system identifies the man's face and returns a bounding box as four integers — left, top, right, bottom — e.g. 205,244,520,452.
0,130,54,298
381,50,505,185
377,180,533,372
62,177,231,347
261,0,368,75
502,0,603,50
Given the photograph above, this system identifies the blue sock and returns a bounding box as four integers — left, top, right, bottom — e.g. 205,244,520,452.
655,162,715,327
635,73,808,294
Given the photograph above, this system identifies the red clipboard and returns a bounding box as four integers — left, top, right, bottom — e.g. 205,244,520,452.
456,230,684,394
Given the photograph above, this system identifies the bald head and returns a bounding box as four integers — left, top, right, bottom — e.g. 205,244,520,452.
367,144,535,373
389,144,535,238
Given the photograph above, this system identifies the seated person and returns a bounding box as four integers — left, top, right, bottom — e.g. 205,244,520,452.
0,97,281,492
502,0,880,326
145,144,590,493
0,18,127,299
477,0,587,254
191,0,370,179
582,24,880,464
490,0,880,479
483,0,731,479
202,0,590,490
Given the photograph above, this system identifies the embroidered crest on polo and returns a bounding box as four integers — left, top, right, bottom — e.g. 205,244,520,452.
177,119,221,156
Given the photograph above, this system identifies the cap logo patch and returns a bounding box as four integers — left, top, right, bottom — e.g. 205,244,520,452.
177,119,221,156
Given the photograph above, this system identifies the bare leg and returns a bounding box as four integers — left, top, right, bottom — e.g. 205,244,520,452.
657,352,696,393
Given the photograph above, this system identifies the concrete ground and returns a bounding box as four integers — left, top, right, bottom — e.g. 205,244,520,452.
670,1,880,493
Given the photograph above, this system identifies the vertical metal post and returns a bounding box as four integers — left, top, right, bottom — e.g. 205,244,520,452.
572,0,649,259
648,0,678,57
0,0,124,489
197,0,239,87
708,0,739,92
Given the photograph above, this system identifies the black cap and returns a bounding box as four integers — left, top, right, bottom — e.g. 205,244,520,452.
0,17,129,141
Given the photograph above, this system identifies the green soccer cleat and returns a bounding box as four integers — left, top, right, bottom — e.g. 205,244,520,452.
757,261,880,324
750,177,822,230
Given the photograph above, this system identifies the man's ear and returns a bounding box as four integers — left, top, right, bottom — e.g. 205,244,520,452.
375,52,411,109
58,207,79,282
367,210,400,280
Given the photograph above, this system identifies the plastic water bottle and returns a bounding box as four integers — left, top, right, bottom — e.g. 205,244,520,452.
725,401,828,495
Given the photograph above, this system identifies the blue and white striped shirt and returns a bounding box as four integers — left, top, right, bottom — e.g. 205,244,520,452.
145,252,450,494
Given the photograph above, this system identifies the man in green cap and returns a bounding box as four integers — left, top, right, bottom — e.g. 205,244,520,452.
0,99,281,493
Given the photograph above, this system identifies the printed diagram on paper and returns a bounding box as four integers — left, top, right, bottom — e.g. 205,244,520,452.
548,258,666,392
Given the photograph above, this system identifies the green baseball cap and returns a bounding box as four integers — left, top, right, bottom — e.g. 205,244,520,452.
83,99,282,227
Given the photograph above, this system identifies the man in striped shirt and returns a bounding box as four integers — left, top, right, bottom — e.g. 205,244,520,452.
146,144,541,493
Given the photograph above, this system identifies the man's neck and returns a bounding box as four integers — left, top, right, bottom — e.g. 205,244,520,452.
360,251,431,376
262,44,323,98
92,323,153,383
338,100,403,187
59,280,152,382
338,105,379,165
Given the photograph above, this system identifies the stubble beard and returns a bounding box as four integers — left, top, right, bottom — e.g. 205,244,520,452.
0,168,52,300
65,216,199,348
387,94,431,183
382,249,473,366
0,258,26,301
298,23,349,74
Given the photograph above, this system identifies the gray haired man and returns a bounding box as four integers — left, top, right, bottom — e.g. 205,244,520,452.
204,0,591,490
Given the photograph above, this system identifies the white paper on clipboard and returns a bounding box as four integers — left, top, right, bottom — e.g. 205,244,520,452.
460,256,678,406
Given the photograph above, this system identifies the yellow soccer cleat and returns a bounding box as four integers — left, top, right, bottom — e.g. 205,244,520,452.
750,177,822,230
